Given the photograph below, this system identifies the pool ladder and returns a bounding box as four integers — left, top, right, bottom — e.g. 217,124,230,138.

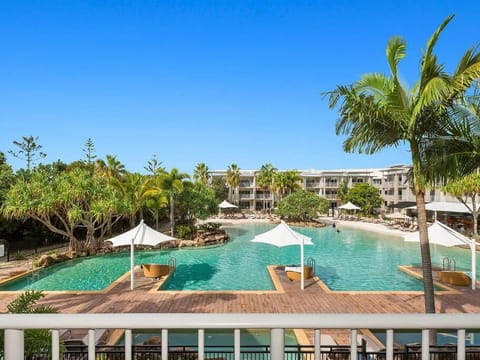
307,257,316,274
168,256,176,274
443,257,456,271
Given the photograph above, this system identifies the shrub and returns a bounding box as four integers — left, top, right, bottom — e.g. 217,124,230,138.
174,224,196,239
198,222,221,231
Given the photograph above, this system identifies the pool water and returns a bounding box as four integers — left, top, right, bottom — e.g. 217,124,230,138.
116,329,298,348
0,223,477,291
372,329,480,346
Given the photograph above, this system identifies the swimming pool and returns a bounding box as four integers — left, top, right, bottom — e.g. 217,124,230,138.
116,329,298,348
0,223,476,291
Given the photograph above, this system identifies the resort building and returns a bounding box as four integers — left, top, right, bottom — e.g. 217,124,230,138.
212,164,455,212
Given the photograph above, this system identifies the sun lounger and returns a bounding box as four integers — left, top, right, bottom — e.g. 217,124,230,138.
141,264,170,278
284,266,313,280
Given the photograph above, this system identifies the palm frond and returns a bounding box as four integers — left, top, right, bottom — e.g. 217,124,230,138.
422,14,455,69
386,36,407,78
355,73,393,102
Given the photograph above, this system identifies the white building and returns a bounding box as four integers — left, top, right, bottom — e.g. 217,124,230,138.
212,164,452,212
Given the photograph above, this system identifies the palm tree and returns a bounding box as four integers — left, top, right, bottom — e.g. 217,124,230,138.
327,15,480,314
226,164,240,205
273,170,301,200
256,163,277,212
283,170,302,196
160,168,190,236
193,162,211,186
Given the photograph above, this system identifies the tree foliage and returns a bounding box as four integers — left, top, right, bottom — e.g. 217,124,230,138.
344,183,383,215
0,290,59,359
326,15,480,315
442,173,480,237
276,190,329,221
2,168,121,251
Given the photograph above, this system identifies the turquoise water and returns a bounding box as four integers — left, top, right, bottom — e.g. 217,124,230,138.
0,223,477,291
372,329,480,346
116,329,298,347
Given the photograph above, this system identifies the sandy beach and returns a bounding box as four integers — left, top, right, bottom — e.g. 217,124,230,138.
203,216,408,238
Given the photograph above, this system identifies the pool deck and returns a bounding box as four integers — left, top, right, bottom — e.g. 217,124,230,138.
0,218,479,345
0,265,479,339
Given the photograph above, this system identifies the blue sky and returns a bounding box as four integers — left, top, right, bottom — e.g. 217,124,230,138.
1,1,479,174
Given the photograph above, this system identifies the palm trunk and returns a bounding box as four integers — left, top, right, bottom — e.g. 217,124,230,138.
416,189,436,315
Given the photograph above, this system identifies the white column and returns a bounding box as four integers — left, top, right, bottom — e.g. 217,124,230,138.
162,329,169,360
314,329,321,360
422,329,430,360
234,329,241,360
88,329,96,359
350,329,357,360
5,329,24,359
198,329,205,360
51,329,60,360
386,329,394,360
125,329,132,360
270,328,284,360
457,329,466,360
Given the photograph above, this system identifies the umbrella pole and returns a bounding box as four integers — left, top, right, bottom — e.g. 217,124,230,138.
301,239,305,290
130,240,134,291
130,219,144,291
472,242,476,291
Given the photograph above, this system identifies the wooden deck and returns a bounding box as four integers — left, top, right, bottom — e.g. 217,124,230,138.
0,265,479,345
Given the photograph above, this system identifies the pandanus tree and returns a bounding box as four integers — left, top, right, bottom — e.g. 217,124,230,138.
327,15,480,314
2,168,121,251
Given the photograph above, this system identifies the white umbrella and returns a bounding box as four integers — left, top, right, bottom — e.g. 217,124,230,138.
105,220,176,290
218,200,238,209
385,212,410,220
403,221,478,290
250,220,314,290
338,201,361,211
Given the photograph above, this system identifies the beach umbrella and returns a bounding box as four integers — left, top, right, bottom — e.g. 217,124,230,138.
250,220,314,290
105,220,175,290
218,200,238,209
403,221,478,290
338,201,361,211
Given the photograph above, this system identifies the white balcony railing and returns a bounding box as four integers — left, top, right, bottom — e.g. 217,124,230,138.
2,313,480,360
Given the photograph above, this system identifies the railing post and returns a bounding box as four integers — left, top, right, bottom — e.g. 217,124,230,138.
125,329,132,360
234,328,241,360
386,329,394,360
350,329,357,360
4,329,24,360
422,329,430,360
51,329,60,360
88,329,95,360
162,329,169,360
270,328,284,360
314,329,321,360
198,329,205,360
457,329,466,360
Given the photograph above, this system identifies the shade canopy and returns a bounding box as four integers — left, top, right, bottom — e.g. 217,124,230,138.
403,221,477,290
406,201,478,214
338,201,361,210
385,212,411,220
105,220,175,290
251,220,314,290
218,200,238,209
